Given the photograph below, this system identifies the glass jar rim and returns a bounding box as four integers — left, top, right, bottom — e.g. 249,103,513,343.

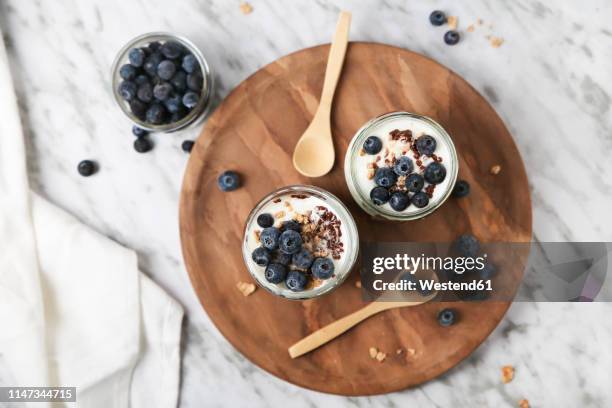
242,185,360,300
344,111,459,221
110,31,213,132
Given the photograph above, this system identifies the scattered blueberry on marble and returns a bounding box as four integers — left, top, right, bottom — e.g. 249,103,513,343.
424,162,446,184
416,135,437,156
281,220,301,232
285,270,308,291
411,191,430,208
455,234,480,257
217,170,241,192
405,173,424,193
437,308,456,327
363,135,383,155
132,125,148,138
292,249,314,270
478,262,497,280
370,186,390,205
260,227,280,250
279,230,302,255
311,257,335,280
429,10,447,26
265,263,287,284
181,140,194,153
389,192,410,211
251,247,271,266
452,180,470,198
77,160,97,177
133,137,153,153
444,30,460,45
256,213,274,228
374,167,398,188
393,156,414,176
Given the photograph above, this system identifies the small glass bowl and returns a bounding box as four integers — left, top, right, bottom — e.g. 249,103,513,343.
110,32,213,132
344,111,458,221
242,185,360,300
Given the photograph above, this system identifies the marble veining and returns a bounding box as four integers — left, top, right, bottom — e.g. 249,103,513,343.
1,0,611,406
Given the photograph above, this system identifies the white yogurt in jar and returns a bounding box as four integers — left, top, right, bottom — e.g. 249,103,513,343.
242,186,359,300
345,112,458,221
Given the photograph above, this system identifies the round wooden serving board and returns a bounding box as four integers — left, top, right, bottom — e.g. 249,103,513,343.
179,42,532,395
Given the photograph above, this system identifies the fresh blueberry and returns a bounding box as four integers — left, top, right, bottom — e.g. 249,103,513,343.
129,99,147,121
265,263,287,284
411,191,430,208
429,10,447,26
153,82,173,101
478,262,497,280
437,308,456,327
285,271,308,291
119,64,137,81
134,74,150,86
281,220,301,232
164,94,182,113
389,192,410,211
133,137,153,153
181,140,194,153
137,82,153,103
256,213,274,228
182,91,199,108
132,126,148,138
143,52,163,77
292,249,314,270
444,30,460,45
363,136,383,155
374,167,398,188
252,247,271,266
147,41,161,53
260,227,280,250
187,71,203,91
171,110,188,123
279,229,302,255
217,170,241,192
424,162,446,184
311,257,335,279
182,53,199,73
370,186,390,205
161,41,184,59
77,160,97,177
393,156,414,176
271,250,291,266
170,71,187,93
128,48,146,67
405,173,424,192
452,180,470,198
157,60,177,80
118,81,137,101
145,103,167,124
416,135,437,156
455,234,480,257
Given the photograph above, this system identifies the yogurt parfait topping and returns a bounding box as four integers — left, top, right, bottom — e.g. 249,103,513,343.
243,186,359,299
345,112,458,220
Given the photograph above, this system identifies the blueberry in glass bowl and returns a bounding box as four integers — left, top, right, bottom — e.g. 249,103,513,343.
111,32,213,133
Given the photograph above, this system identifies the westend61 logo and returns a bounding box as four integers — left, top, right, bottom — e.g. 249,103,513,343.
372,253,487,275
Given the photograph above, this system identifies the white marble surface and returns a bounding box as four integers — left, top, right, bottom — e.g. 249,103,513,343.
2,0,612,406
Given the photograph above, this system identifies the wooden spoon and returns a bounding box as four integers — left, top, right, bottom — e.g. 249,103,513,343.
292,11,351,177
288,286,437,359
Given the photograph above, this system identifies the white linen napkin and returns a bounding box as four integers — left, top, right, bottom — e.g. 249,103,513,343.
0,25,183,408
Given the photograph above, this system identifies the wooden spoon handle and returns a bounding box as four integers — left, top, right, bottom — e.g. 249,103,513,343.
288,302,381,359
318,11,351,114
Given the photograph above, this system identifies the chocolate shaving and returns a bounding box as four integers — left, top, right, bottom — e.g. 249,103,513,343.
390,129,413,143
